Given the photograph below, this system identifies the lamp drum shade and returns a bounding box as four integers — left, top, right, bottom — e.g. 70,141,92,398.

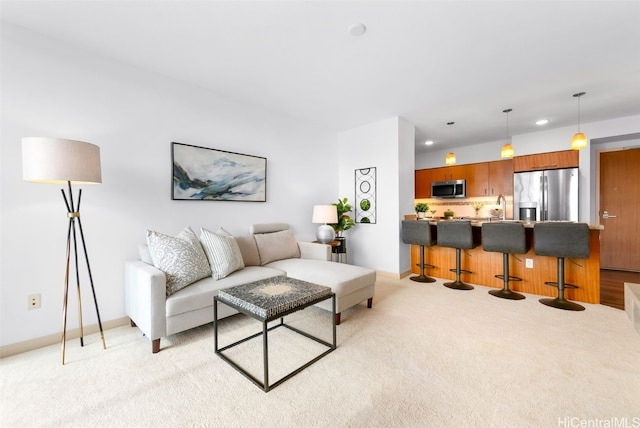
22,137,102,184
312,205,338,224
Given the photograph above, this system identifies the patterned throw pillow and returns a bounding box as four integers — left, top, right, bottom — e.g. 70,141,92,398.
199,228,245,280
146,227,212,296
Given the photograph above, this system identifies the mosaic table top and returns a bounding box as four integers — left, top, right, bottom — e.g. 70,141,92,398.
217,275,332,320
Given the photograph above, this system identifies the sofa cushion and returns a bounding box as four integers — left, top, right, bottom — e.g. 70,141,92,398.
253,229,301,265
165,266,285,317
234,235,261,266
200,228,245,280
146,227,212,296
265,258,375,298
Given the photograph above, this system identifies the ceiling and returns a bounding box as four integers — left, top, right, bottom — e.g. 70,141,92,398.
2,1,640,154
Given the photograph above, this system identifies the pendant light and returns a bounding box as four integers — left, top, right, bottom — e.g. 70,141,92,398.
571,92,587,150
501,108,514,158
445,121,456,165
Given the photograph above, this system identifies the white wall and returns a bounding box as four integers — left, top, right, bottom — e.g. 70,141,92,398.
0,24,336,347
337,117,415,276
415,115,640,223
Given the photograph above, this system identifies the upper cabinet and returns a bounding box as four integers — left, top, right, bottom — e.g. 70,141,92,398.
465,159,513,197
430,165,466,182
465,163,489,196
488,159,514,196
415,160,514,198
415,169,432,199
513,150,578,172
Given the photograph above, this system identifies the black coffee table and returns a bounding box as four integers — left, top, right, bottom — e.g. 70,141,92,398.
214,275,336,392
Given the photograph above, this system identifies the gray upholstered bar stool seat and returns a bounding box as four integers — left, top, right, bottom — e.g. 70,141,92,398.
401,220,436,283
481,222,528,300
437,221,477,290
534,222,590,311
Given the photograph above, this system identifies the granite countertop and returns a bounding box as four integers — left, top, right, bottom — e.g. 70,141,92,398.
413,218,603,230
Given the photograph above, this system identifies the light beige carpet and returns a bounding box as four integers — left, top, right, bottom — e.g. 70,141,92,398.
2,276,640,427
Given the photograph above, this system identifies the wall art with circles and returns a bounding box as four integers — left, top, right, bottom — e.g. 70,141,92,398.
355,167,376,224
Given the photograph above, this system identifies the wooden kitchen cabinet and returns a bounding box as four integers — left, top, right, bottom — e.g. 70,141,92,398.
465,159,513,197
431,165,465,182
465,163,489,196
513,150,578,172
488,159,513,196
415,169,432,198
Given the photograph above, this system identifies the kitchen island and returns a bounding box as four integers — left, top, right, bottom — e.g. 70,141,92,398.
407,219,603,304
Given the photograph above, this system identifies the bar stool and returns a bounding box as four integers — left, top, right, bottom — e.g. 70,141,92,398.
437,221,477,290
481,222,528,300
401,220,436,283
534,222,590,311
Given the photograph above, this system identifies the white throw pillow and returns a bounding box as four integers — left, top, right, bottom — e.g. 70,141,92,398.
146,227,212,296
200,228,245,280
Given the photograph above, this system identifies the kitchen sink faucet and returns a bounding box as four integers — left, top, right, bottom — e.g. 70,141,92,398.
497,194,506,221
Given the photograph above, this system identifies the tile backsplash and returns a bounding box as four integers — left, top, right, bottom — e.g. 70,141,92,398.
413,196,513,219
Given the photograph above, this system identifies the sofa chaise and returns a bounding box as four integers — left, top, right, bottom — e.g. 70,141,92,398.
124,223,376,353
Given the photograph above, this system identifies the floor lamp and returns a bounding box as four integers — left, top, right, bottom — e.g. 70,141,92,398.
22,137,106,365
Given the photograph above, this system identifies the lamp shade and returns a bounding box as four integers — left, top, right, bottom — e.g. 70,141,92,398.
445,152,456,165
22,137,102,184
571,132,587,150
501,143,514,158
312,205,338,224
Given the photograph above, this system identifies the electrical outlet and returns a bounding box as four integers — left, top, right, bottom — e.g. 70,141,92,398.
525,259,534,269
28,294,41,310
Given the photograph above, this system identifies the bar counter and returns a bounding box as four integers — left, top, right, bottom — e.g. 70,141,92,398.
407,219,603,304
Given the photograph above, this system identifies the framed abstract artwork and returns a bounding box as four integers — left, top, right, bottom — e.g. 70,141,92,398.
171,142,267,201
355,167,376,224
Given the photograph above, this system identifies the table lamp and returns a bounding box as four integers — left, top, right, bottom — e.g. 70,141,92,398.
312,205,338,244
22,137,106,365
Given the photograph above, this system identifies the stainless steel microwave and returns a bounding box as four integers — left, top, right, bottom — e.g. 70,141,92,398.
431,179,466,198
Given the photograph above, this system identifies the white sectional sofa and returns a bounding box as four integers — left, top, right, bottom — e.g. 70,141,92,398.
124,223,376,353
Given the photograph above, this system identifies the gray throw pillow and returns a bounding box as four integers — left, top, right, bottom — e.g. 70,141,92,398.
146,226,212,296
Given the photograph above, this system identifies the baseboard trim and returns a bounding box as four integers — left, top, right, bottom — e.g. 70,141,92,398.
376,270,413,280
0,317,130,358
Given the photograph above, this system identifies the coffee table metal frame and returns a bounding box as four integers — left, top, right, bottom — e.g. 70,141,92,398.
214,287,336,393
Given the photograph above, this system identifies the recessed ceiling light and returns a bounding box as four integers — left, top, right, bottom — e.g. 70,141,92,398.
536,119,549,126
425,140,434,146
348,23,366,36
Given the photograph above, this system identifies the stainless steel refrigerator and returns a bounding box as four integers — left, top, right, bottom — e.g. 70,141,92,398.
513,167,579,222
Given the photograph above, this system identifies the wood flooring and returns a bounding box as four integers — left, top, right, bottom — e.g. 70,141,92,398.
600,269,640,310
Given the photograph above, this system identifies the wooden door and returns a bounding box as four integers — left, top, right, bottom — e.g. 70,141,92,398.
599,148,640,271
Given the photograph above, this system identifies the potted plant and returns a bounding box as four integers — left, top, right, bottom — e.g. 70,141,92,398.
443,209,455,220
330,197,355,237
415,202,429,219
328,198,355,258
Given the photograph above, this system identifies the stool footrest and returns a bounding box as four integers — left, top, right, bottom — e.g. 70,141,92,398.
449,268,472,275
544,281,578,289
415,263,435,270
495,274,523,282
